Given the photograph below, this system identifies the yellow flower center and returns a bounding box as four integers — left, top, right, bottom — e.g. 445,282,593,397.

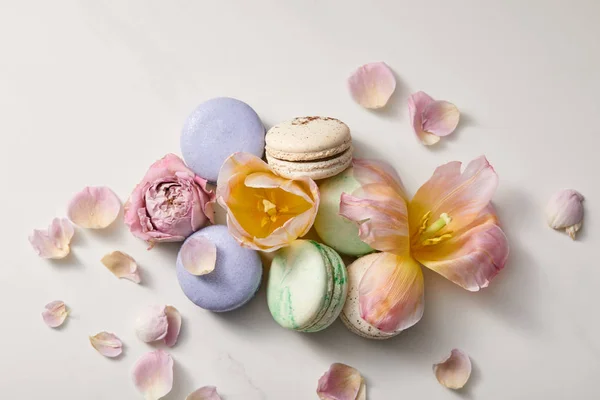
260,198,290,227
414,211,453,246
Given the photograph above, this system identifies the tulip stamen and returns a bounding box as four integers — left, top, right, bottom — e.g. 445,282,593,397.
417,212,453,246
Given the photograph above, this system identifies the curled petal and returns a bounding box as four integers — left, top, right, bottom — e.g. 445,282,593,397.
408,91,440,145
186,386,222,400
413,206,509,291
180,236,217,276
359,252,424,332
422,100,460,137
546,189,584,239
348,62,396,109
164,306,181,348
67,186,121,229
89,332,123,358
351,159,406,199
101,251,141,283
317,363,365,400
433,349,472,389
42,300,68,328
132,350,174,400
135,306,169,343
29,218,74,259
340,184,409,255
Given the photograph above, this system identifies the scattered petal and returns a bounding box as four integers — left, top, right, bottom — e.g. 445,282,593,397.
409,91,460,145
317,363,366,400
164,306,182,348
29,218,74,259
101,251,141,283
546,189,584,239
89,332,123,358
135,305,169,343
180,236,217,276
348,62,396,109
186,386,222,400
132,350,174,400
433,349,472,390
67,186,121,229
42,300,68,328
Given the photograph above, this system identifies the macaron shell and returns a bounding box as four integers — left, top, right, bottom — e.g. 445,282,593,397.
266,147,353,180
176,225,262,312
341,253,400,339
314,168,374,256
180,97,265,182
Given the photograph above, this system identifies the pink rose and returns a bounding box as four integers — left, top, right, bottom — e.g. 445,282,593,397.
124,154,215,246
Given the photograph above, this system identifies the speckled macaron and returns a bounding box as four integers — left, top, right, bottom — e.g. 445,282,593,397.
265,117,352,180
340,253,400,340
176,225,262,312
314,167,373,256
267,240,347,332
181,97,265,182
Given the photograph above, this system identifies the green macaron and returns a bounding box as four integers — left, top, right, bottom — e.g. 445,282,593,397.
267,240,348,332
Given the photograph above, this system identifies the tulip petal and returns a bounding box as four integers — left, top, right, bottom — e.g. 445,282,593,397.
67,186,121,229
29,218,74,259
101,251,141,283
413,206,508,291
348,62,396,109
135,306,169,343
89,332,123,358
352,158,406,199
132,350,174,400
433,349,472,389
409,156,498,239
340,184,409,255
359,252,424,332
42,300,68,328
408,91,440,145
317,363,365,400
186,386,222,400
422,100,460,137
180,236,217,276
546,189,584,239
164,306,181,348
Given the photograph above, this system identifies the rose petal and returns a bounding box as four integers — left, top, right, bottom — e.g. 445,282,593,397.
89,332,123,358
348,62,396,109
317,363,365,400
67,186,121,229
101,251,141,283
546,189,585,239
359,252,424,332
186,386,222,400
132,350,174,400
421,100,460,137
42,300,68,328
164,306,181,348
180,236,217,276
408,91,440,145
135,305,169,343
433,349,472,390
29,218,74,259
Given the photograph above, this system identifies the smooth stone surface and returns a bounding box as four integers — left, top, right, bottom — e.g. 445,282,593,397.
176,225,262,312
314,168,374,256
181,97,265,182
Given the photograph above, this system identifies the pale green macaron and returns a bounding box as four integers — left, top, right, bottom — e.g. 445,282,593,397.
267,240,348,332
314,167,373,256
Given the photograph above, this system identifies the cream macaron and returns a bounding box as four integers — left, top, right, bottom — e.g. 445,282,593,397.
265,117,353,180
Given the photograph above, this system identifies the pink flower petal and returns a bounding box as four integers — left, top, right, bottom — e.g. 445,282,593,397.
359,252,424,333
42,300,68,328
132,350,174,400
29,218,74,259
421,100,460,137
135,306,169,343
348,62,396,109
101,251,141,283
408,91,440,145
186,386,222,400
164,306,181,348
89,332,123,358
546,189,584,239
351,159,406,198
433,349,472,390
317,363,366,400
180,236,217,276
67,186,121,229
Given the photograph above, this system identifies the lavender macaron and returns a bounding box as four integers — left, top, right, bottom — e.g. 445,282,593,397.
180,97,265,182
176,225,262,312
